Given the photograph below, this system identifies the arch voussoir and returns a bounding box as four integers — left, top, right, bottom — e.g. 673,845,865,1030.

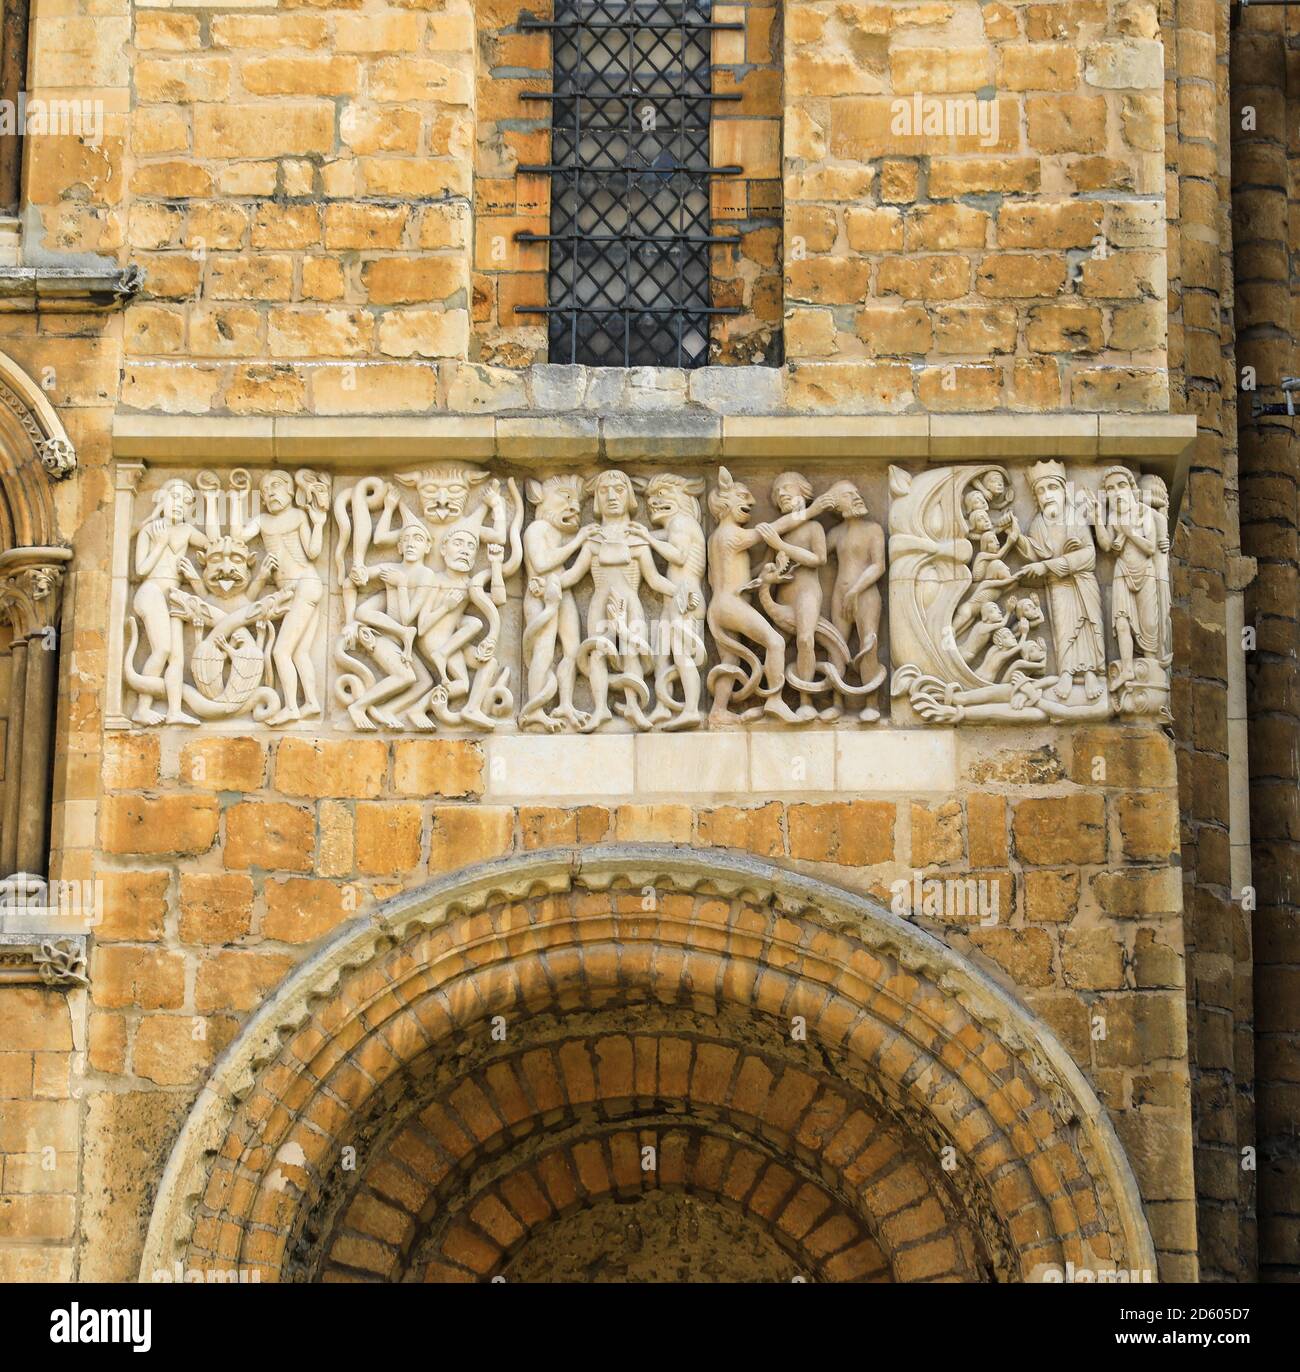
140,845,1156,1285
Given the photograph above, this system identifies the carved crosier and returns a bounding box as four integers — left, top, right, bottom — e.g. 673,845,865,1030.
890,463,1102,724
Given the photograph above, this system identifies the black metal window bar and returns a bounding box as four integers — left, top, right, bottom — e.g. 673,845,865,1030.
515,0,744,367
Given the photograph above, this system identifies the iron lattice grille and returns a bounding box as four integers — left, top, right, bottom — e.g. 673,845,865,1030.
516,0,742,368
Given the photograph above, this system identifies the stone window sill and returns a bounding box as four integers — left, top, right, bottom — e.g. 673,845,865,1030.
0,262,142,312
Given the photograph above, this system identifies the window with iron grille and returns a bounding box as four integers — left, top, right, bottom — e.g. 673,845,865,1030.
515,0,743,368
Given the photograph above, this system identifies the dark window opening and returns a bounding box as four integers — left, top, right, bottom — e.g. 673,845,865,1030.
0,0,29,216
516,0,743,367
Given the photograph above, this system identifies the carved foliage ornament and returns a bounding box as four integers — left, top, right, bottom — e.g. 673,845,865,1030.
116,461,1171,733
0,547,70,640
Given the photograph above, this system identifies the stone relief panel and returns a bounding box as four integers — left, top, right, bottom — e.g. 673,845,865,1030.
329,466,523,732
889,461,1172,725
121,468,331,728
520,469,707,734
706,468,886,728
112,458,1171,734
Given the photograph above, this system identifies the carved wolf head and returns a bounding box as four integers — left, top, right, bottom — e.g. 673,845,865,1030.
708,467,753,523
525,474,584,531
639,473,705,525
395,465,489,523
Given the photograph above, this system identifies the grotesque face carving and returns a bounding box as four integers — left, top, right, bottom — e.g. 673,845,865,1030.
397,466,486,523
527,475,583,531
709,470,755,524
200,536,256,597
442,527,479,573
643,474,704,526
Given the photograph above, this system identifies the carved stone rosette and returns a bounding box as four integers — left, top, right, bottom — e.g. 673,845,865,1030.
0,932,89,987
110,459,1174,735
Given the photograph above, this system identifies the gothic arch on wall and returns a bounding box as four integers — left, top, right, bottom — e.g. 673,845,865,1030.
141,845,1155,1282
0,347,75,883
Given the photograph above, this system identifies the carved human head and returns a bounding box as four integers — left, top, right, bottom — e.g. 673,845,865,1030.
154,479,197,525
398,522,432,562
1013,594,1043,626
1101,465,1139,516
259,471,294,513
772,472,812,515
589,470,636,518
968,508,993,535
1028,461,1068,517
1139,473,1169,509
441,526,479,573
823,480,867,519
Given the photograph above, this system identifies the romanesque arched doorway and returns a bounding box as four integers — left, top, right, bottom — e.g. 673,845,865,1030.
141,845,1155,1283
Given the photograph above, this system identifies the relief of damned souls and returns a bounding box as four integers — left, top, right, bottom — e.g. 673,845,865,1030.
112,457,1173,735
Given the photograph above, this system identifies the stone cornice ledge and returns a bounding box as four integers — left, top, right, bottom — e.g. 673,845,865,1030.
0,264,143,312
114,411,1197,462
0,933,88,988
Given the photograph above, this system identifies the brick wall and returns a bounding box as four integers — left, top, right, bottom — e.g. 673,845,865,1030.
78,727,1195,1278
1232,4,1300,1284
0,988,81,1281
783,0,1169,412
0,0,1242,1284
106,0,1175,410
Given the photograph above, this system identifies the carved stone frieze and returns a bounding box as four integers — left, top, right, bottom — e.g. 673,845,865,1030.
111,459,1174,733
889,461,1171,724
331,465,522,731
121,468,330,727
